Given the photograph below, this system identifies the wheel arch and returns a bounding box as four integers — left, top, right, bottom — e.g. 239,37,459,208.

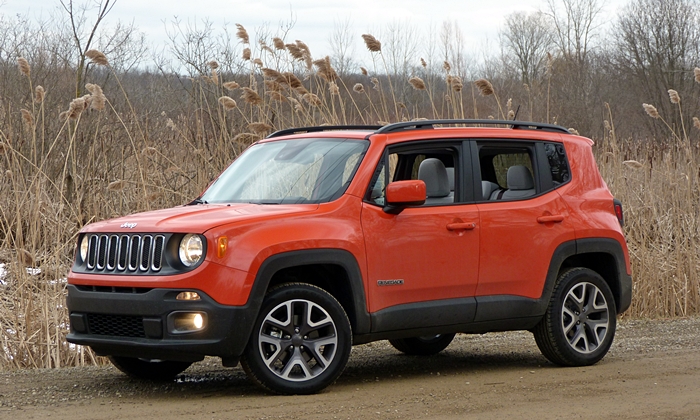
250,249,371,336
545,238,632,315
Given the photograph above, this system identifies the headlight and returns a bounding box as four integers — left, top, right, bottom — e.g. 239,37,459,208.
179,234,203,267
79,236,89,262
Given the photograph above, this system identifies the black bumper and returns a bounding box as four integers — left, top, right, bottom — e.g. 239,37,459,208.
66,285,258,363
619,271,633,314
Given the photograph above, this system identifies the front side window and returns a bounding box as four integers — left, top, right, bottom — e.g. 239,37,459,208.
201,138,369,204
367,145,458,206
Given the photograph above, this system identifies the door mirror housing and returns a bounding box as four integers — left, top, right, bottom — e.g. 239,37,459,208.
384,180,426,214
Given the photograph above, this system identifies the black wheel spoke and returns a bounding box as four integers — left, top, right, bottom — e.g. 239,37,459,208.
303,335,338,369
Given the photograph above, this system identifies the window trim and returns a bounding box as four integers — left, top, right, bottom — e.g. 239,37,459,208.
471,139,570,203
363,138,572,207
363,140,474,207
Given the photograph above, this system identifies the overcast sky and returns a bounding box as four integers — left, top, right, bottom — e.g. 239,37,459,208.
0,0,626,66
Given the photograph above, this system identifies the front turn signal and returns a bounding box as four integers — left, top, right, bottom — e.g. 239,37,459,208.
217,236,228,258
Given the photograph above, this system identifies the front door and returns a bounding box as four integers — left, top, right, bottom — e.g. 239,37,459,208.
360,143,480,314
362,203,480,312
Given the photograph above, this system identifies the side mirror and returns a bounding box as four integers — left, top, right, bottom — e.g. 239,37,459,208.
384,180,426,214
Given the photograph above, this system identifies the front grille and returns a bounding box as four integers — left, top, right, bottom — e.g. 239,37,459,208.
85,234,166,274
87,313,146,338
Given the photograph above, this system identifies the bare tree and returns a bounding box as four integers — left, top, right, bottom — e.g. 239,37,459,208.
383,20,420,80
439,20,471,77
539,0,605,134
328,17,356,76
61,0,113,96
96,20,147,74
544,0,603,66
60,0,146,96
500,12,553,87
165,18,219,77
613,0,700,134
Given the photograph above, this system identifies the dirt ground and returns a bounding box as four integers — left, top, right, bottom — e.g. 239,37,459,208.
1,317,699,419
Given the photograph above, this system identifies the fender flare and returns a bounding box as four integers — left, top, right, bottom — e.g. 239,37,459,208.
246,249,371,335
542,238,632,315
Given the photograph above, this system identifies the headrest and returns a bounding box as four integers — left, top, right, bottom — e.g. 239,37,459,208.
507,165,535,190
418,158,450,198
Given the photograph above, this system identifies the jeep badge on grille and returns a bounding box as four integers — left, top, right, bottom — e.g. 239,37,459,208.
120,222,137,229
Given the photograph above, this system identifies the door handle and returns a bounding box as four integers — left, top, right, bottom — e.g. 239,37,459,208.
446,222,476,231
537,215,564,223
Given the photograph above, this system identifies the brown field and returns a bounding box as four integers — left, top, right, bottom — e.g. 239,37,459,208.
1,4,699,370
1,317,699,419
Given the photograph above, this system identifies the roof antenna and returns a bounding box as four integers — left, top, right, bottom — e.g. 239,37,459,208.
512,104,521,121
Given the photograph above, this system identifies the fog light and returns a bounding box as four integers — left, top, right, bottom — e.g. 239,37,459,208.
193,313,204,329
172,312,207,333
176,291,201,301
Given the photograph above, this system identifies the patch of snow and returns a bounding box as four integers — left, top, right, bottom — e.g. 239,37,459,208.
0,263,44,285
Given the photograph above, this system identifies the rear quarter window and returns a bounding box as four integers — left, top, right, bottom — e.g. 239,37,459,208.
544,143,570,186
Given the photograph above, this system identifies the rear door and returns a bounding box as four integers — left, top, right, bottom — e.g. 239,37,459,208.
473,140,576,299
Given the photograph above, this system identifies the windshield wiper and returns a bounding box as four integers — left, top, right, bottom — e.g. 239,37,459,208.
188,198,208,205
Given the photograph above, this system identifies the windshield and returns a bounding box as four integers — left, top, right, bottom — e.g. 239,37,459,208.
200,138,369,204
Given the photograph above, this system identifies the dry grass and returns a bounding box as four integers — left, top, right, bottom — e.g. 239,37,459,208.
599,140,700,317
0,27,699,371
598,104,700,319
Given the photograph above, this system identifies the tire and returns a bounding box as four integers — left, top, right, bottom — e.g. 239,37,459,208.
108,356,192,381
533,267,617,366
389,333,456,356
241,283,352,395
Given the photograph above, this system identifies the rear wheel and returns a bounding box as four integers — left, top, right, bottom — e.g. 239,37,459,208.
533,268,616,366
108,356,192,381
241,283,352,394
389,333,456,356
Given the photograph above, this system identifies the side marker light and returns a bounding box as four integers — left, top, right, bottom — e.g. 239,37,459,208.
217,236,228,258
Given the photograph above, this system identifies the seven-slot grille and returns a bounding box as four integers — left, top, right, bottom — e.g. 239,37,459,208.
86,234,165,273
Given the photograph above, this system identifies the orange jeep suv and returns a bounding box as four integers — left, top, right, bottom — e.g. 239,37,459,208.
67,120,632,394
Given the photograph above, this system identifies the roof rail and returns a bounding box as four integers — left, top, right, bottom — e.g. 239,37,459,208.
267,125,383,138
375,119,571,135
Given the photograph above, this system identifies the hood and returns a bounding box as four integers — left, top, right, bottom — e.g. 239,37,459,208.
81,203,319,234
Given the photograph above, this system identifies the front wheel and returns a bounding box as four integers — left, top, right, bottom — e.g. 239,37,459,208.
241,283,352,394
533,268,617,366
108,356,192,381
389,333,456,355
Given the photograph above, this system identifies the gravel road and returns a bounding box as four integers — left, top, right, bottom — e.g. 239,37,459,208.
1,317,699,419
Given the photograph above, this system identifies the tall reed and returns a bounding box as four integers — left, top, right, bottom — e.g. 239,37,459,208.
1,27,699,370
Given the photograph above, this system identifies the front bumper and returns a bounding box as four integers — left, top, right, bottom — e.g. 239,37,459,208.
66,285,258,363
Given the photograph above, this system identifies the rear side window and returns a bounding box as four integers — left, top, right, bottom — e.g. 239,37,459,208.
476,143,537,201
491,152,533,188
544,143,570,186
